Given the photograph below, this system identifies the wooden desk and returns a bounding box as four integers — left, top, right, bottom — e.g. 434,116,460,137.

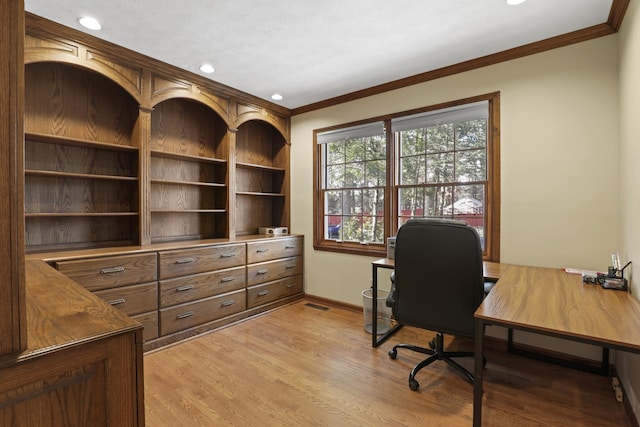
473,266,640,426
370,258,510,348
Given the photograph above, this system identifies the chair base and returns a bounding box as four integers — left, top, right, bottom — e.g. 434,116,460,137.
388,332,474,391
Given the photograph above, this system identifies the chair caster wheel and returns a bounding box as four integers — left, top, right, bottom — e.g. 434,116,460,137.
409,378,419,391
388,349,397,359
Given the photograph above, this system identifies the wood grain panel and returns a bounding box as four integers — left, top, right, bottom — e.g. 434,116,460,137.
246,236,302,264
25,176,136,214
150,155,225,184
159,266,246,307
150,98,225,159
55,253,157,291
25,62,137,147
0,0,26,356
236,120,286,166
94,282,158,316
236,166,284,194
236,194,286,235
158,244,246,280
150,182,221,211
25,216,138,252
246,275,303,308
0,354,108,426
159,289,246,335
25,139,137,177
246,256,302,287
131,311,159,342
150,212,223,243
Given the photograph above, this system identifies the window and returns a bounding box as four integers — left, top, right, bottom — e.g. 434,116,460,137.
317,122,387,245
394,101,489,244
314,93,500,260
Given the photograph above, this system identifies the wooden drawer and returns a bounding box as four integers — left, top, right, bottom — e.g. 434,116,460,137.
247,275,303,308
158,243,246,280
159,289,246,335
56,253,158,291
247,256,302,287
159,266,246,308
246,236,303,264
131,311,159,342
93,282,158,316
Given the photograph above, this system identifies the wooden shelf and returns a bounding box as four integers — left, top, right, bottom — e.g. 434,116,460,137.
151,209,226,213
150,149,226,164
25,131,138,152
236,162,285,172
150,179,225,187
25,212,139,217
237,191,285,197
26,169,138,181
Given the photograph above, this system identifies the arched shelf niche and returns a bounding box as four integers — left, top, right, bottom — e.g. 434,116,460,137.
149,97,229,243
234,118,290,235
24,61,141,252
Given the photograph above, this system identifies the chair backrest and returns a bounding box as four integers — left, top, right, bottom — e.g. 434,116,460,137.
392,218,484,337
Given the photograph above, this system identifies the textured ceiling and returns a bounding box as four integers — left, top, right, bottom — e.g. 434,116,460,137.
24,0,615,110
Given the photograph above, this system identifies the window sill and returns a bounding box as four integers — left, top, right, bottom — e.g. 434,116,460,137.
313,240,387,258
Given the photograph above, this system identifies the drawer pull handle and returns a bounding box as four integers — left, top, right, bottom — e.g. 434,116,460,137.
257,249,269,253
257,290,269,297
257,269,268,275
175,258,195,264
176,285,194,292
286,283,295,288
285,264,297,269
221,277,235,283
220,253,235,258
101,266,125,275
176,311,194,319
285,245,296,249
221,299,236,307
107,298,126,306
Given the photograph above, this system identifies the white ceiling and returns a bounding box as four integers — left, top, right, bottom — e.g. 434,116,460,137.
24,0,615,110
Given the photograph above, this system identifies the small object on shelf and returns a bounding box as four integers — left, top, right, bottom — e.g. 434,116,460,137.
259,226,288,235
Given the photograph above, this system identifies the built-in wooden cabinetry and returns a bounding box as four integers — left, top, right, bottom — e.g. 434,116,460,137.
0,11,300,426
23,15,291,251
19,13,302,351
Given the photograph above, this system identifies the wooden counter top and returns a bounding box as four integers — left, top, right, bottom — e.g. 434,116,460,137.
3,259,141,365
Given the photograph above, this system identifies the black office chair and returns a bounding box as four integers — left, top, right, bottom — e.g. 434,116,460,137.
387,218,484,391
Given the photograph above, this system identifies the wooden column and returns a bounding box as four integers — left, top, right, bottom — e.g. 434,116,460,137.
0,0,26,357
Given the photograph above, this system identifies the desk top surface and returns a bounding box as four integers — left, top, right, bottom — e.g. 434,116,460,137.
476,265,640,352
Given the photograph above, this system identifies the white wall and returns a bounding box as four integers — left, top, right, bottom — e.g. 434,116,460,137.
291,35,619,307
617,0,640,421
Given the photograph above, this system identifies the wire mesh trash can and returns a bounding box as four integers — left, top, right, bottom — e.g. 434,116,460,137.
362,288,392,334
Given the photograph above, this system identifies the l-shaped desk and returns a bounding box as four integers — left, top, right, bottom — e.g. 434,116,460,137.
371,259,640,426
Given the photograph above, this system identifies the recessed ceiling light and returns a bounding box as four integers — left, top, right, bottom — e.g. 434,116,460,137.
271,93,283,101
78,16,102,31
199,64,215,74
507,0,527,5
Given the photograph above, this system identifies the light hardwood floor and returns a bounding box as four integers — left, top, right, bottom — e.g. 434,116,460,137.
144,300,633,426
